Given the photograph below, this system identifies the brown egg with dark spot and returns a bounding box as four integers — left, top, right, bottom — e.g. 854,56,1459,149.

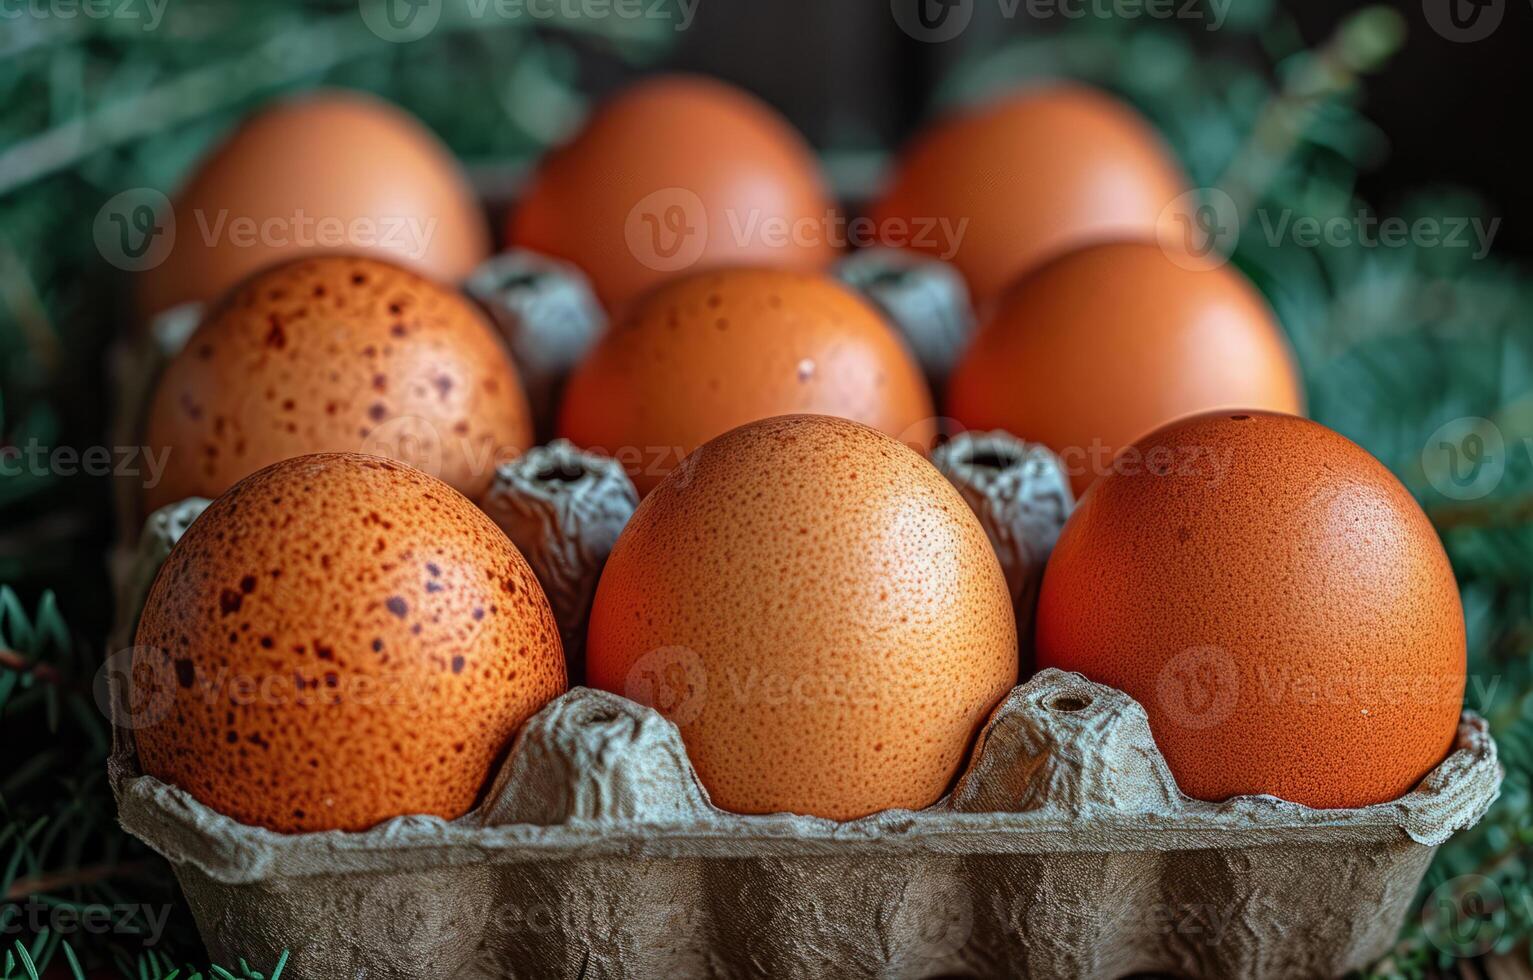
586,415,1017,819
558,267,936,495
132,453,567,833
142,254,532,513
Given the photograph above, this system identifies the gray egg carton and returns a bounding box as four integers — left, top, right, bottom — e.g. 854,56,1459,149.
108,454,1501,980
109,662,1498,980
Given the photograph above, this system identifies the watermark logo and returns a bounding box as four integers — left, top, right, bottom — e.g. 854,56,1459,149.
1157,187,1240,271
625,187,709,273
1155,646,1240,730
1422,417,1506,501
892,0,1230,37
1422,874,1506,956
896,879,974,965
0,0,169,31
360,0,699,40
94,195,441,272
623,191,967,274
890,0,974,42
92,647,177,731
1422,0,1503,42
1156,188,1499,267
359,414,448,482
625,646,708,726
94,188,174,272
1,902,172,945
358,0,443,41
0,440,170,488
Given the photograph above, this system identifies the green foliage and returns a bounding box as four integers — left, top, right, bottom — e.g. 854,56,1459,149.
1,938,288,980
2,1,1531,977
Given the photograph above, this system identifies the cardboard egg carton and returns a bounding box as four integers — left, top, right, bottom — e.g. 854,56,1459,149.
108,653,1499,979
108,460,1501,980
110,252,1501,979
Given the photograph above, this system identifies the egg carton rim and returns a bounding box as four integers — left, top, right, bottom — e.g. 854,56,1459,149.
108,677,1502,888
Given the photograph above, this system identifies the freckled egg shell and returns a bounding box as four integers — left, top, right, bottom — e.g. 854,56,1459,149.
132,453,567,833
142,254,532,513
508,75,837,313
137,90,489,320
946,241,1304,496
558,267,935,496
867,84,1187,306
586,414,1018,820
1035,411,1466,809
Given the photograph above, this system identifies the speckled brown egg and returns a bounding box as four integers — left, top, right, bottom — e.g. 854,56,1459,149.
142,254,532,513
138,89,489,320
1036,411,1466,808
585,415,1017,820
132,453,567,833
557,268,936,495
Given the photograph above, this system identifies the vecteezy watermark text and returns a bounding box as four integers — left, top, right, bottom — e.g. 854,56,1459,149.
358,0,699,43
0,441,169,487
2,899,172,946
0,0,168,31
890,0,1232,42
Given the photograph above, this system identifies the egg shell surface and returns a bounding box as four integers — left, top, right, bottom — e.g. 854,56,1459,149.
142,254,532,513
585,414,1018,820
132,453,567,833
1034,411,1466,809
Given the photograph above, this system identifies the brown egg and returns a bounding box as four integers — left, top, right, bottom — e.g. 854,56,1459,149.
868,84,1187,306
947,242,1304,496
1036,411,1465,809
142,254,532,513
508,75,837,313
132,453,567,833
138,89,488,319
558,267,936,495
586,415,1017,820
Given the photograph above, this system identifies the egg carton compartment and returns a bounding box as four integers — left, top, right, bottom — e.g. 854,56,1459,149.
109,661,1499,980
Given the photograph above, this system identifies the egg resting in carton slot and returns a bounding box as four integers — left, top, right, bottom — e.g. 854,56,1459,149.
110,438,1502,980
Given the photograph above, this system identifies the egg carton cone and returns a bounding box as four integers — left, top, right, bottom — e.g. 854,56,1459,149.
107,442,1502,980
834,248,975,388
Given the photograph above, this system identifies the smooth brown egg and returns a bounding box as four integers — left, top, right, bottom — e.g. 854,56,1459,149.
1036,411,1466,809
142,254,532,513
868,84,1187,306
947,241,1304,495
132,453,567,833
557,267,936,495
508,75,837,313
138,89,488,319
586,415,1018,820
